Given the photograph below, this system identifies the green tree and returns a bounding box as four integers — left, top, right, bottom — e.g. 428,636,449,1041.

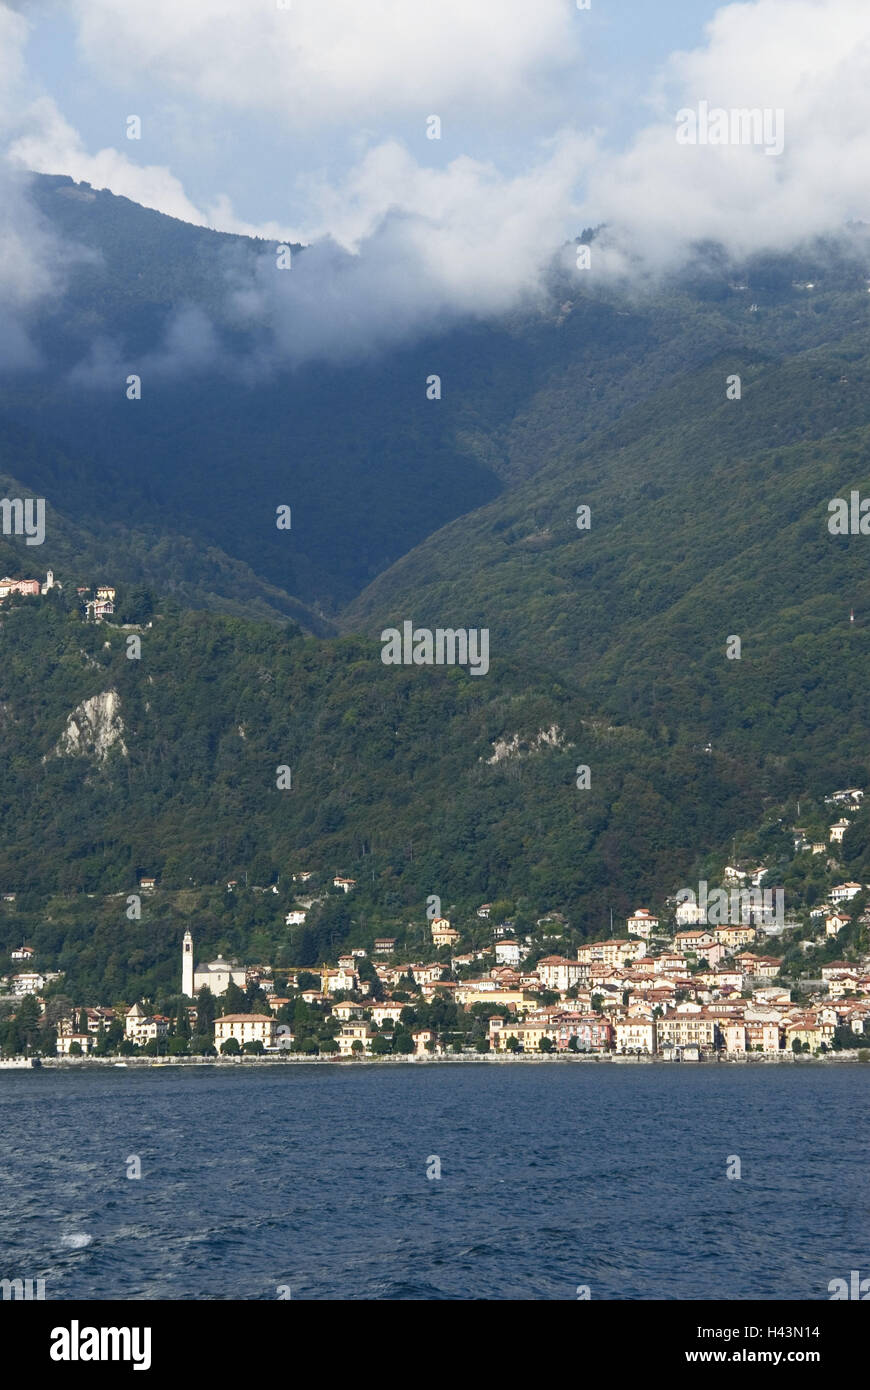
13,995,41,1053
222,980,247,1015
196,987,216,1034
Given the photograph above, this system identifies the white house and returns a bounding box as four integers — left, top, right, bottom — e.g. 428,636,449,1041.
675,899,706,926
285,910,307,926
627,909,659,939
56,1032,94,1056
615,1018,656,1054
10,945,34,962
124,1003,169,1044
215,1014,277,1049
536,955,585,992
830,882,863,904
12,971,44,995
830,821,851,844
370,1002,404,1026
495,939,522,966
321,966,358,994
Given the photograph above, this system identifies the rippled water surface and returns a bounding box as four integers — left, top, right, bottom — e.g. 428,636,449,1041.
1,1063,867,1299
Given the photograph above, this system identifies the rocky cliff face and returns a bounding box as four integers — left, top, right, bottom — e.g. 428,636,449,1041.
54,690,128,760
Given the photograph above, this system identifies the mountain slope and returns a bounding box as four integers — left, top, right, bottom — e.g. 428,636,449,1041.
344,316,870,788
6,176,868,620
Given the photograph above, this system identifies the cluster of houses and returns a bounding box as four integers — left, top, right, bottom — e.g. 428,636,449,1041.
0,570,57,601
35,909,870,1059
64,877,870,1059
75,584,115,622
0,944,65,999
0,571,116,622
3,791,868,1060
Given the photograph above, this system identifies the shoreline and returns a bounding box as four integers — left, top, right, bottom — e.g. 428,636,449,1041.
1,1050,866,1070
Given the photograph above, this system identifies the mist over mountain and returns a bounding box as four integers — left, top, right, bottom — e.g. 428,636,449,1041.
2,175,869,628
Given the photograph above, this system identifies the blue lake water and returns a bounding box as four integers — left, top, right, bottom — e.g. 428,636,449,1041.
1,1063,867,1300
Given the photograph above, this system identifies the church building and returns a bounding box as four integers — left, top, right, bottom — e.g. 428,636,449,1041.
182,930,246,998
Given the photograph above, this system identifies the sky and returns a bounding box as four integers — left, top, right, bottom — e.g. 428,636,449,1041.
2,0,870,369
13,0,718,236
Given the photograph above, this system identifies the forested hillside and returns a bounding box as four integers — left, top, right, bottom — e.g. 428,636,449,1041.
0,180,868,998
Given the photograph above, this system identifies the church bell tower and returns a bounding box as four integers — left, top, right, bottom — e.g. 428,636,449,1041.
182,930,194,998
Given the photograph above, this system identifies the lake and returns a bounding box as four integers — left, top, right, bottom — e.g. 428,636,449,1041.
1,1063,866,1300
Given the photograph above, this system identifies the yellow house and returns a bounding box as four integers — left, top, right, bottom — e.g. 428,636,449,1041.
431,917,460,948
455,986,527,1010
497,1021,557,1051
657,1011,718,1051
714,924,757,948
785,1016,834,1049
337,1021,375,1055
723,1023,748,1054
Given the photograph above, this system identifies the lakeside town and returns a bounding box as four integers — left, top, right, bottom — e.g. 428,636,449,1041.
1,789,869,1065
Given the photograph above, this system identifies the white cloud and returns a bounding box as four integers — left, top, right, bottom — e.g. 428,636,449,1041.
221,131,593,369
581,0,870,270
63,0,870,278
6,94,302,240
68,0,582,128
4,0,870,378
0,4,67,361
8,98,211,226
